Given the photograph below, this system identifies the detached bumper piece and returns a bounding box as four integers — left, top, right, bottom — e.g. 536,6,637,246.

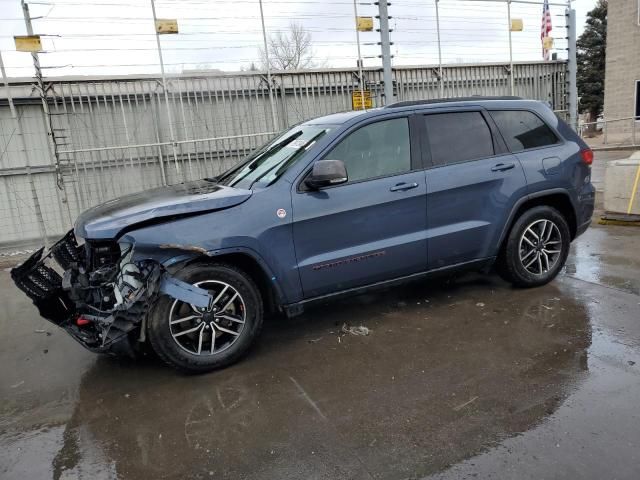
12,230,214,357
11,231,80,325
12,230,158,355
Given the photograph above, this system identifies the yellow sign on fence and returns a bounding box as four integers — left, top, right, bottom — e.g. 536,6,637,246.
542,36,554,49
155,19,179,34
356,16,374,32
14,35,42,52
510,18,523,32
352,90,372,110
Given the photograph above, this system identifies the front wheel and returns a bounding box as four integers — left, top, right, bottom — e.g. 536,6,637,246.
497,206,571,288
147,262,263,373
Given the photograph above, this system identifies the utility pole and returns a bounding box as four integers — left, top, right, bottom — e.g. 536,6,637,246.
258,0,279,130
377,0,394,104
566,7,578,131
353,0,366,109
0,51,48,247
21,0,72,227
150,0,182,178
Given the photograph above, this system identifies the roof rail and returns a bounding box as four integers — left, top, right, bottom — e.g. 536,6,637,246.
384,96,523,109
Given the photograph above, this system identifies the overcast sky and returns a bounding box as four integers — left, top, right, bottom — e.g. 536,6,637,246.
0,0,597,78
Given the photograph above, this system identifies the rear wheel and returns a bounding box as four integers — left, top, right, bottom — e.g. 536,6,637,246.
148,263,263,373
497,206,571,288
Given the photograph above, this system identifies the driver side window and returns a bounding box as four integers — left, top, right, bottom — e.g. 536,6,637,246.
326,117,411,183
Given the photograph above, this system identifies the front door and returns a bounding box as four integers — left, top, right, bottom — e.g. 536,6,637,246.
291,116,428,298
421,110,528,269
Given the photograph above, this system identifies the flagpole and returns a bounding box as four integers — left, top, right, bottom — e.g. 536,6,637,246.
507,0,514,95
541,0,552,61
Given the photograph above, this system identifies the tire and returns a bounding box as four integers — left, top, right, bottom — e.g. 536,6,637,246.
147,262,263,373
497,205,571,288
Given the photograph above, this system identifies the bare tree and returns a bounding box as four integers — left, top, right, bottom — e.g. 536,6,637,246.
260,22,316,71
241,62,259,72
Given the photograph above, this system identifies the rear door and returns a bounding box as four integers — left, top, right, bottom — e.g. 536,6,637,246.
488,109,566,193
421,109,528,269
291,115,428,298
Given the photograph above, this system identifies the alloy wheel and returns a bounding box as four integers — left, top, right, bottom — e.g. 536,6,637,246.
518,219,562,275
168,280,246,356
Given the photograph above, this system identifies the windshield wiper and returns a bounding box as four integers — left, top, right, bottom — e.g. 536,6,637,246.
271,130,327,180
250,130,328,189
212,135,289,184
223,131,304,188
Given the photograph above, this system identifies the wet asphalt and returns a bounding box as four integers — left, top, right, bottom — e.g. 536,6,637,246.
2,153,640,480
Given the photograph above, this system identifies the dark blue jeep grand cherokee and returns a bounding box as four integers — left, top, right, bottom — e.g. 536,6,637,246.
12,97,595,372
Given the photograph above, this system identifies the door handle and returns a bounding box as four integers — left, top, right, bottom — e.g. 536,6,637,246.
390,182,419,192
491,162,515,172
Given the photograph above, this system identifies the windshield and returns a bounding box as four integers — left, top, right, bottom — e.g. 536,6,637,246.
214,125,332,190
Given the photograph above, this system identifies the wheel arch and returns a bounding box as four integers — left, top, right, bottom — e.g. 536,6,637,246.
498,190,578,254
171,250,284,316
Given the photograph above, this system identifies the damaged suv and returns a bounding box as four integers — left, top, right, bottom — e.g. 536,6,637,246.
12,98,594,372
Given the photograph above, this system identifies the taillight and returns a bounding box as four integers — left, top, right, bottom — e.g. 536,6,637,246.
580,148,594,166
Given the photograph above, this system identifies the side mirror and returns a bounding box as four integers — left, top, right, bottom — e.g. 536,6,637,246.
305,160,348,190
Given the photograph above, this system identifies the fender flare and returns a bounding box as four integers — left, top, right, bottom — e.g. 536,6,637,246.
496,188,577,249
153,245,288,306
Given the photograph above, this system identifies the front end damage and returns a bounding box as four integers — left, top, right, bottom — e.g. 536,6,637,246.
11,230,212,356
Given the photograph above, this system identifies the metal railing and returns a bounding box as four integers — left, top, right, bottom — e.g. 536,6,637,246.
579,116,639,147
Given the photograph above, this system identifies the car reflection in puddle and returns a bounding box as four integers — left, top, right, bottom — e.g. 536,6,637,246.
50,275,592,480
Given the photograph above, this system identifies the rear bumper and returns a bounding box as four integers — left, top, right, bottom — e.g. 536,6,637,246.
575,183,595,238
576,218,592,238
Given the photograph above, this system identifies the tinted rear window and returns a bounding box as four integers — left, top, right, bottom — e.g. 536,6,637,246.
424,112,494,166
490,110,559,152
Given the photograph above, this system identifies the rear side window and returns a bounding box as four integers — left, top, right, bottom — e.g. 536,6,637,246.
424,112,494,167
490,110,559,152
326,117,411,182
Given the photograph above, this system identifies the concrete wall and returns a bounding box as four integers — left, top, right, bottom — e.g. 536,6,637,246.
603,0,640,140
604,152,640,215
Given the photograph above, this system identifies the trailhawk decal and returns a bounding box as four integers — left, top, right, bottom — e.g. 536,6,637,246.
312,251,386,271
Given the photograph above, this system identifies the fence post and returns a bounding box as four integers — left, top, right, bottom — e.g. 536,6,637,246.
507,0,515,95
353,0,366,109
258,0,279,130
21,0,72,229
278,79,289,127
150,83,168,185
566,7,578,131
150,0,182,180
435,0,444,97
0,51,48,247
378,0,394,104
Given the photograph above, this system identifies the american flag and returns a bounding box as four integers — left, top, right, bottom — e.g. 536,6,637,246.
541,0,553,60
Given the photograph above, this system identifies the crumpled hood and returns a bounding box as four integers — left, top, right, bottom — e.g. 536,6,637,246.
75,180,252,239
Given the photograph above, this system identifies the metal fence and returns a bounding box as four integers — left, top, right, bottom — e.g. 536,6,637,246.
0,61,568,250
578,116,639,148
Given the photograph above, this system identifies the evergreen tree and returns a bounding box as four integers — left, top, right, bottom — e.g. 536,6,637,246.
577,0,607,132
